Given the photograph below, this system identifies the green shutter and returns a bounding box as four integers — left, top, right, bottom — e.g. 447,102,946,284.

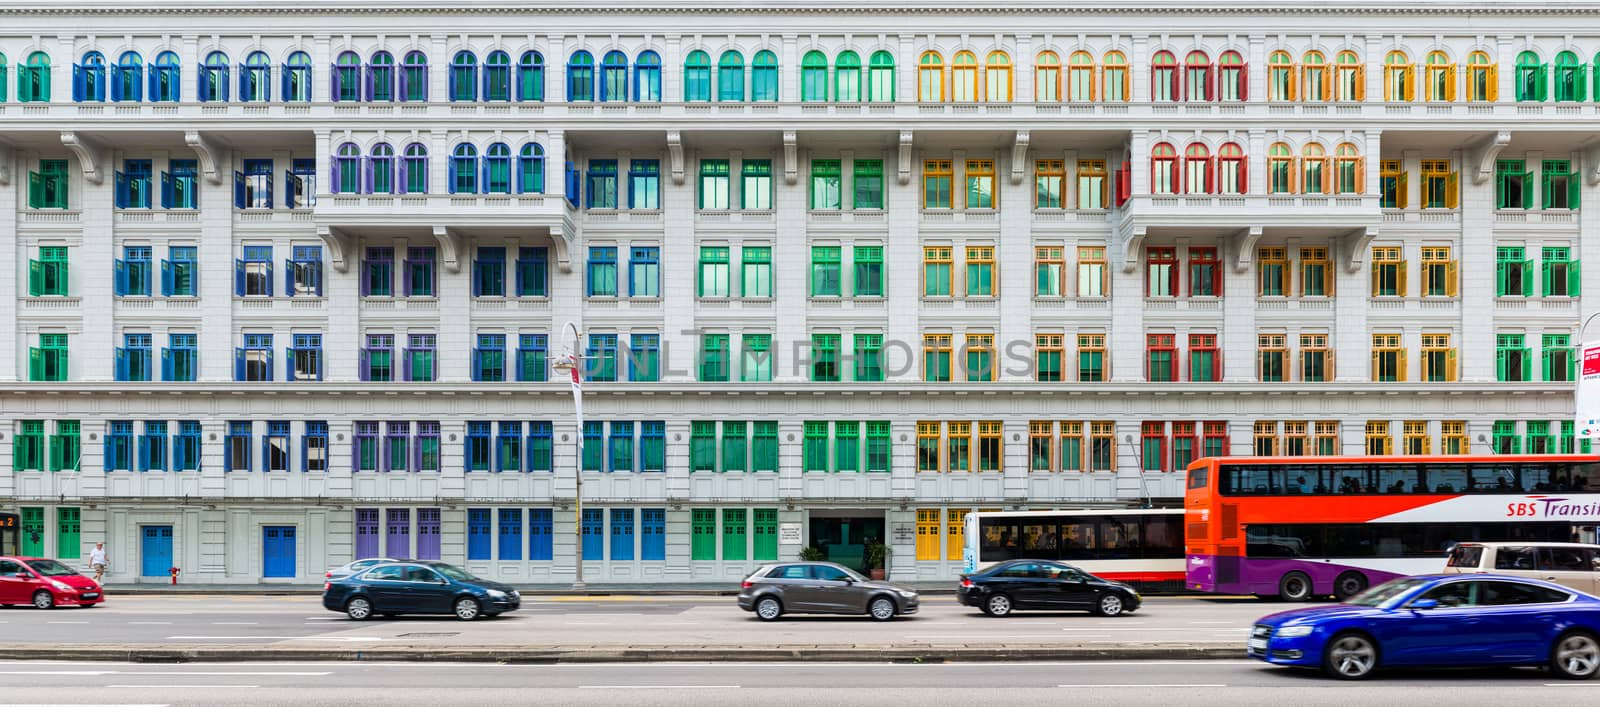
752,509,778,561
27,171,41,208
1496,347,1508,381
1543,171,1555,209
752,421,778,471
27,260,41,296
1572,260,1583,296
1571,171,1582,208
1523,260,1535,296
56,507,80,560
1543,347,1556,381
1495,261,1509,297
1522,172,1534,209
690,421,716,471
691,509,716,561
1523,347,1534,381
20,508,43,556
721,509,747,561
1543,260,1555,297
28,347,42,381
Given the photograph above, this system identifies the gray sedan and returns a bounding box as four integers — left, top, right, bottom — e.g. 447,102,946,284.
323,557,407,581
737,561,919,621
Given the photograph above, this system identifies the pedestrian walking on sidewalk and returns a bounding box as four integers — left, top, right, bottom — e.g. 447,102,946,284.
89,542,107,584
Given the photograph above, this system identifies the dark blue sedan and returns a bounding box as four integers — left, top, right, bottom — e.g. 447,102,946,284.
1250,574,1600,680
322,561,520,621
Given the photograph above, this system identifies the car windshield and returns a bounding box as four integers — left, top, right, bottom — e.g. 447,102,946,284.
430,563,480,582
1345,577,1430,607
24,559,78,577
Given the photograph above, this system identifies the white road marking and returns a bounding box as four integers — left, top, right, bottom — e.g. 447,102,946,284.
106,685,259,689
45,621,89,625
0,703,172,706
1060,684,1227,688
0,671,328,677
164,636,382,642
211,622,260,625
1188,621,1236,624
578,685,740,689
126,622,172,625
0,671,117,676
902,634,1066,639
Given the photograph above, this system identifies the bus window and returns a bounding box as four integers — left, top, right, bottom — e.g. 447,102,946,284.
1330,465,1370,494
1573,462,1600,490
1099,518,1138,559
1186,465,1209,490
1060,520,1097,560
1470,463,1515,492
1376,464,1420,494
1143,514,1182,558
1522,464,1553,491
981,521,1018,561
1020,522,1058,556
1425,464,1469,493
1246,525,1314,558
1280,464,1319,494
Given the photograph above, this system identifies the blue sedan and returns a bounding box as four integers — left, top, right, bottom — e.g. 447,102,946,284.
322,561,520,621
1249,574,1600,680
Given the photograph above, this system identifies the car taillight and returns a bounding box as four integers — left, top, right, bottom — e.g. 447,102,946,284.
322,582,330,592
741,580,753,589
960,577,974,588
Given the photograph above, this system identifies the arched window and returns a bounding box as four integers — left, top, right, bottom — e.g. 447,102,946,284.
567,50,594,101
200,51,230,102
835,50,861,102
450,50,478,101
517,51,543,102
1067,50,1094,101
751,50,778,101
1184,51,1211,101
1150,143,1178,195
1335,50,1364,101
1466,51,1496,102
402,50,429,102
1516,50,1545,101
718,50,745,102
868,50,894,102
984,50,1011,101
1149,50,1177,102
483,50,511,102
1335,143,1363,194
600,51,628,102
334,143,362,194
153,50,182,102
1218,50,1245,101
1267,50,1294,101
1425,50,1455,102
634,50,662,101
917,51,944,101
19,51,50,103
1301,50,1328,101
1384,50,1414,102
370,143,395,194
283,51,310,102
450,144,479,194
113,51,142,102
684,50,711,102
1184,144,1212,194
1218,143,1246,195
951,50,978,102
484,143,512,194
1102,50,1128,101
241,51,270,102
74,51,106,102
402,143,428,194
1302,143,1327,194
1268,143,1293,193
802,50,828,101
369,51,395,102
1035,51,1060,102
333,51,361,102
1554,50,1585,102
518,144,545,194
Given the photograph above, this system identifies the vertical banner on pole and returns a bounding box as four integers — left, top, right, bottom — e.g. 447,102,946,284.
1578,340,1600,439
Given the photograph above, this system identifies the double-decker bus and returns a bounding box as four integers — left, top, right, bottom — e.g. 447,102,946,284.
0,512,18,556
1185,454,1600,600
963,509,1185,592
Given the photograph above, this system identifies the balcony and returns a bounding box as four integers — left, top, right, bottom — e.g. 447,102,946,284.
1113,193,1381,274
315,193,579,275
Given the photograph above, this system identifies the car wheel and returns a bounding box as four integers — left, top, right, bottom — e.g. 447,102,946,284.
755,596,783,621
1093,593,1126,617
1551,631,1600,680
1279,571,1315,602
1322,632,1379,680
868,596,897,621
454,597,482,621
345,596,373,621
32,591,54,610
1333,572,1368,601
982,593,1014,617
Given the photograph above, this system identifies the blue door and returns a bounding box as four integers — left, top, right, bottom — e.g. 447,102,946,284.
262,526,296,578
140,525,173,577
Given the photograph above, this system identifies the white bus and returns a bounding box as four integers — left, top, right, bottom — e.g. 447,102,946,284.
963,509,1185,592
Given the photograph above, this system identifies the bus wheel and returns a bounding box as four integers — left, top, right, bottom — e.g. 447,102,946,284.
1279,571,1314,602
1333,572,1368,601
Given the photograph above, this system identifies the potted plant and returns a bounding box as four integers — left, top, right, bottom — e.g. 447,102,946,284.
798,546,826,561
864,542,889,580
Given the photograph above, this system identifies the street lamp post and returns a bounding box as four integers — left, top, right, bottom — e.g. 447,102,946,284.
551,321,587,589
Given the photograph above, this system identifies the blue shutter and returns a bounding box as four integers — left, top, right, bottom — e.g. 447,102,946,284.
161,348,172,381
113,260,127,296
220,66,230,101
314,263,324,297
72,64,85,102
234,171,246,208
234,259,245,296
160,260,173,297
265,261,274,297
280,64,290,101
114,348,128,381
234,348,246,381
286,347,296,381
102,434,112,471
114,171,128,208
160,171,173,209
471,348,482,382
265,349,274,382
284,259,295,296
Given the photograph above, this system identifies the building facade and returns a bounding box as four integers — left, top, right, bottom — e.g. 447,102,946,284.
0,1,1591,584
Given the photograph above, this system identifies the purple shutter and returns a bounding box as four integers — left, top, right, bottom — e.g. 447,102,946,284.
355,509,379,559
398,65,408,100
417,508,441,560
402,349,412,381
364,64,376,101
386,508,409,557
359,349,369,381
362,157,373,194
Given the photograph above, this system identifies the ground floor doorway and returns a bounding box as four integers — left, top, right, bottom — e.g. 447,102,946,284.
808,510,886,574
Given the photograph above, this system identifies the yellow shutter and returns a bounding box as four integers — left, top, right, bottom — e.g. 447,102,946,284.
1397,260,1408,297
1398,348,1408,382
1446,348,1458,382
1354,65,1366,101
1404,65,1415,100
1289,157,1300,193
1370,349,1379,380
1354,158,1366,194
1446,171,1460,208
1486,65,1498,102
1091,64,1100,102
1445,260,1459,296
1397,171,1409,209
1445,64,1457,101
1322,65,1334,101
1289,64,1300,101
1383,66,1393,101
1121,66,1130,101
1323,157,1334,194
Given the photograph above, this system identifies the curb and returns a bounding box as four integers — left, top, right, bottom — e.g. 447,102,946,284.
0,644,1241,664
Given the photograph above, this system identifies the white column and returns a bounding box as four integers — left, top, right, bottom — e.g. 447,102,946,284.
0,149,19,381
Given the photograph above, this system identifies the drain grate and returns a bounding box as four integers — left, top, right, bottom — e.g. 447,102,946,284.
396,632,460,638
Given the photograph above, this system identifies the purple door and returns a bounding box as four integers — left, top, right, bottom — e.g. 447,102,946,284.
355,508,379,559
417,508,441,560
386,508,411,558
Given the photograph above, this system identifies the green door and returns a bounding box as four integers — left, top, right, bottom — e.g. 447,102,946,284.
20,508,44,556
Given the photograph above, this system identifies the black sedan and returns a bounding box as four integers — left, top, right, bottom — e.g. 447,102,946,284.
322,561,520,621
959,560,1142,617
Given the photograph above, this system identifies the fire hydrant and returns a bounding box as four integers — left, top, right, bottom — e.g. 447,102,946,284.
169,567,181,585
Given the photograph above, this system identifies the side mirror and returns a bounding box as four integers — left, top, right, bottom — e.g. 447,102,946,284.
1410,598,1440,611
841,575,856,584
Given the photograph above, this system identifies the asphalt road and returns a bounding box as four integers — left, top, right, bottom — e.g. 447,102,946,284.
2,594,1269,646
0,660,1591,706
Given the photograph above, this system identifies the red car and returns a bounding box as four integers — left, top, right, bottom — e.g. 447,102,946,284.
0,557,104,609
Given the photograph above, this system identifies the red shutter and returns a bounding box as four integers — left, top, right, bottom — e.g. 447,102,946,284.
1239,63,1249,101
1238,158,1248,195
1207,65,1217,101
1116,162,1132,206
1175,157,1184,194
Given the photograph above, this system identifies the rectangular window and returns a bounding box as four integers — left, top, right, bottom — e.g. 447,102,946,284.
1545,333,1576,382
1497,159,1531,209
405,334,436,382
811,333,840,382
236,245,273,298
1189,334,1219,382
977,421,1002,472
965,246,995,297
965,333,995,382
1300,247,1332,297
964,159,996,209
917,421,942,472
29,159,69,209
1189,247,1219,297
741,334,773,382
1035,246,1065,297
865,421,890,472
116,246,153,297
117,159,153,209
28,246,70,297
698,159,731,209
263,420,290,472
628,333,659,382
1203,421,1228,459
585,334,618,382
352,421,379,472
138,421,168,472
515,247,548,298
1141,422,1169,470
923,159,953,208
287,245,323,297
1379,160,1406,209
1172,421,1197,469
117,333,153,382
1493,420,1521,454
495,421,522,472
1036,334,1064,382
383,422,409,472
753,421,779,472
234,333,272,383
473,333,506,382
1371,333,1406,382
640,421,665,472
362,247,394,298
1035,159,1064,208
1089,421,1115,472
1527,421,1554,455
289,333,322,381
465,421,492,472
1496,246,1532,298
923,246,953,297
586,246,618,297
520,421,551,472
1258,247,1288,297
809,159,842,210
853,159,884,209
1542,246,1580,298
803,421,830,472
1312,420,1339,456
923,334,952,382
853,246,883,297
947,422,972,472
1300,333,1331,382
1421,333,1456,382
1420,246,1457,297
1146,247,1177,297
1030,421,1055,471
1253,421,1279,456
1542,159,1579,210
810,246,842,297
1146,333,1177,382
854,334,884,382
514,334,547,383
1442,420,1468,455
628,247,660,298
1365,421,1393,455
721,421,748,473
299,421,327,472
698,246,731,298
1076,159,1107,209
835,421,860,472
1278,421,1307,457
586,159,618,209
105,421,134,471
1371,246,1406,297
740,160,772,210
225,420,252,472
13,421,46,471
1077,246,1106,297
609,421,635,472
405,247,436,297
740,246,772,298
164,246,197,298
699,334,730,382
1402,420,1430,456
1497,332,1532,382
629,160,661,209
1077,333,1106,382
1259,334,1286,382
1420,159,1458,209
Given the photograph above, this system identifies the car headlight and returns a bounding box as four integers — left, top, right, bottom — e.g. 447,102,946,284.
486,589,508,599
1275,625,1315,638
897,589,917,598
49,580,72,591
